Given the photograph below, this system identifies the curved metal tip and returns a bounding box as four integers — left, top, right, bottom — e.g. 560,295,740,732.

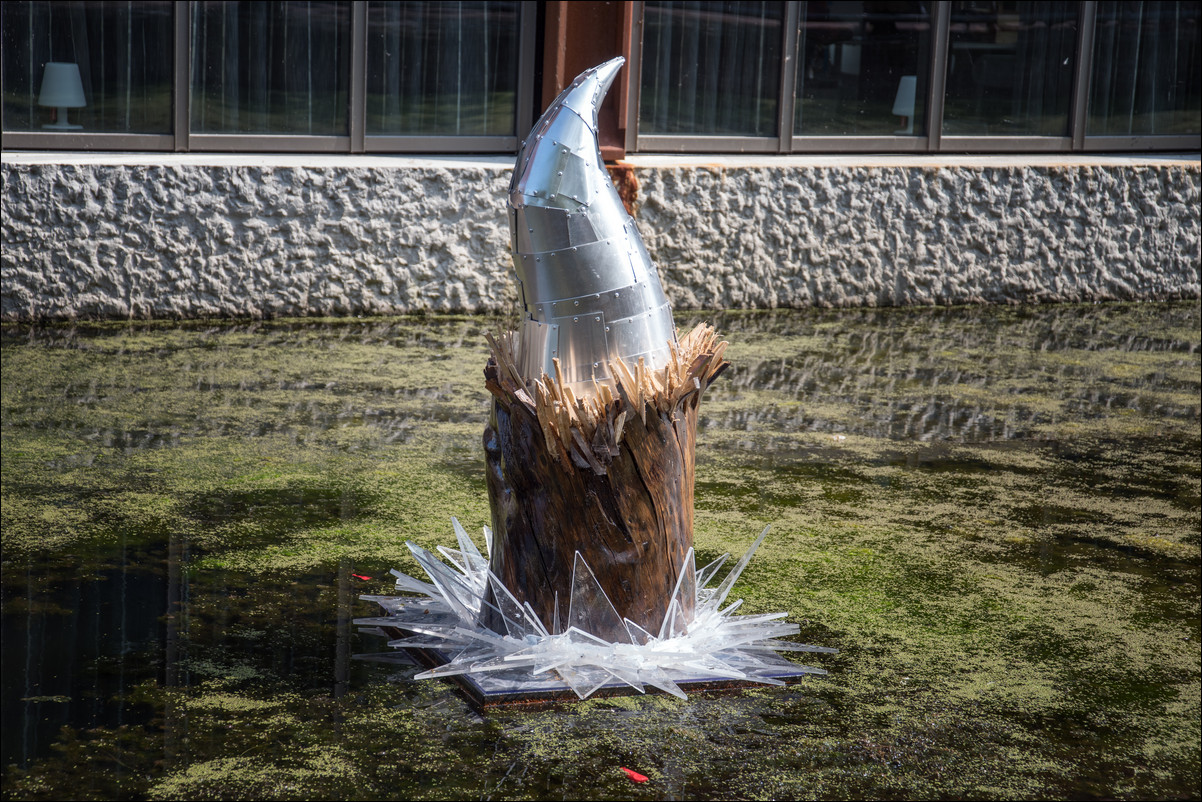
586,56,626,104
557,56,625,128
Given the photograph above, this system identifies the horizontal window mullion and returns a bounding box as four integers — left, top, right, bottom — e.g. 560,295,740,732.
363,135,519,153
1082,134,1202,151
0,132,174,150
636,135,781,154
938,136,1074,152
790,136,932,153
186,134,352,152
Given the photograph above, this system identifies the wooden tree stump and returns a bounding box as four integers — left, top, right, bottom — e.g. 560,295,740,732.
481,324,729,641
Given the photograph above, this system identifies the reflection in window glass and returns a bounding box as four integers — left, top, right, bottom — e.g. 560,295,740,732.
640,1,783,136
1,1,173,133
191,1,350,135
1089,1,1201,135
366,1,519,136
795,2,931,136
943,1,1078,136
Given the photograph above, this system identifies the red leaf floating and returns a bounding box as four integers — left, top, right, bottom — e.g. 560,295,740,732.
620,767,648,783
351,574,372,581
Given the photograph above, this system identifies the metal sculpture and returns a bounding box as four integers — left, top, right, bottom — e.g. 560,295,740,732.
508,56,675,394
358,59,834,704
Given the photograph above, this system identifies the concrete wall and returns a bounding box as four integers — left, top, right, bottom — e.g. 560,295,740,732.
2,153,1198,321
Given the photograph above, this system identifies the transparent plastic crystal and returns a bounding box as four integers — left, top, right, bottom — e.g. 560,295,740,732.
708,525,772,612
486,573,532,639
623,618,655,645
357,520,836,701
406,541,480,625
658,548,696,640
452,517,484,563
567,551,633,644
388,570,438,598
695,553,729,590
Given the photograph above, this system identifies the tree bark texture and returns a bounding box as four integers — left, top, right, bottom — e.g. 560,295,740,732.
481,325,728,641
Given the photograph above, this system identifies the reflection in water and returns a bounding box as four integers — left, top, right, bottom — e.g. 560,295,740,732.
1,303,1198,799
695,304,1199,443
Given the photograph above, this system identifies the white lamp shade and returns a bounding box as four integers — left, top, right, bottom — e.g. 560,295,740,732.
891,75,917,117
38,62,86,108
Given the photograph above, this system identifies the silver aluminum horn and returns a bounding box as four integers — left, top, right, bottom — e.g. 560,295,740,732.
508,56,675,396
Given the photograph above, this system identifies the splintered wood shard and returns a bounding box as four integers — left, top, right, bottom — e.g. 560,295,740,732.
485,323,729,472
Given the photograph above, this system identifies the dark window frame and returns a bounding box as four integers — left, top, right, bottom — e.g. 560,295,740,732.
1,0,538,153
3,0,1196,154
626,0,1202,154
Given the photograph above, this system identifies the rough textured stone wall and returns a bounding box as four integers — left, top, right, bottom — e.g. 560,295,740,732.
639,162,1202,309
2,160,517,321
2,156,1198,321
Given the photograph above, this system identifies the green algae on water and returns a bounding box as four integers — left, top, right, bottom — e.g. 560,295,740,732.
2,303,1199,801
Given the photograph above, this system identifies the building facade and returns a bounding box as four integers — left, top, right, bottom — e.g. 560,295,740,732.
2,2,1199,320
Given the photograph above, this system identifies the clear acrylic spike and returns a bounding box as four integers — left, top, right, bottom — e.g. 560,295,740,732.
452,516,484,563
567,552,633,644
406,542,480,625
523,601,551,637
436,545,471,576
485,573,530,639
639,667,687,700
623,618,655,645
390,569,439,598
657,548,696,640
366,519,835,701
695,553,729,589
602,662,646,693
709,525,772,612
559,663,613,699
563,625,612,648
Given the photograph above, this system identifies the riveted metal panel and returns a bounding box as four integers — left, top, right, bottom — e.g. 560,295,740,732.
508,57,676,395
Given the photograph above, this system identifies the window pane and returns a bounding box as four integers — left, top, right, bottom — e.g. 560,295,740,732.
190,1,350,135
795,2,931,136
1089,1,1201,135
640,1,783,137
1,1,173,133
366,1,519,136
943,1,1078,136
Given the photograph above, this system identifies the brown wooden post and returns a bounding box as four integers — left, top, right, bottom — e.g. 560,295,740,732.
481,326,728,641
542,1,633,160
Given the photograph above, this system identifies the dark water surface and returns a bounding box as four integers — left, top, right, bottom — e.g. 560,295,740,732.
2,304,1198,800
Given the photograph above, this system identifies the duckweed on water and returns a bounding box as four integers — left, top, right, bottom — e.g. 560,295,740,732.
2,303,1199,800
